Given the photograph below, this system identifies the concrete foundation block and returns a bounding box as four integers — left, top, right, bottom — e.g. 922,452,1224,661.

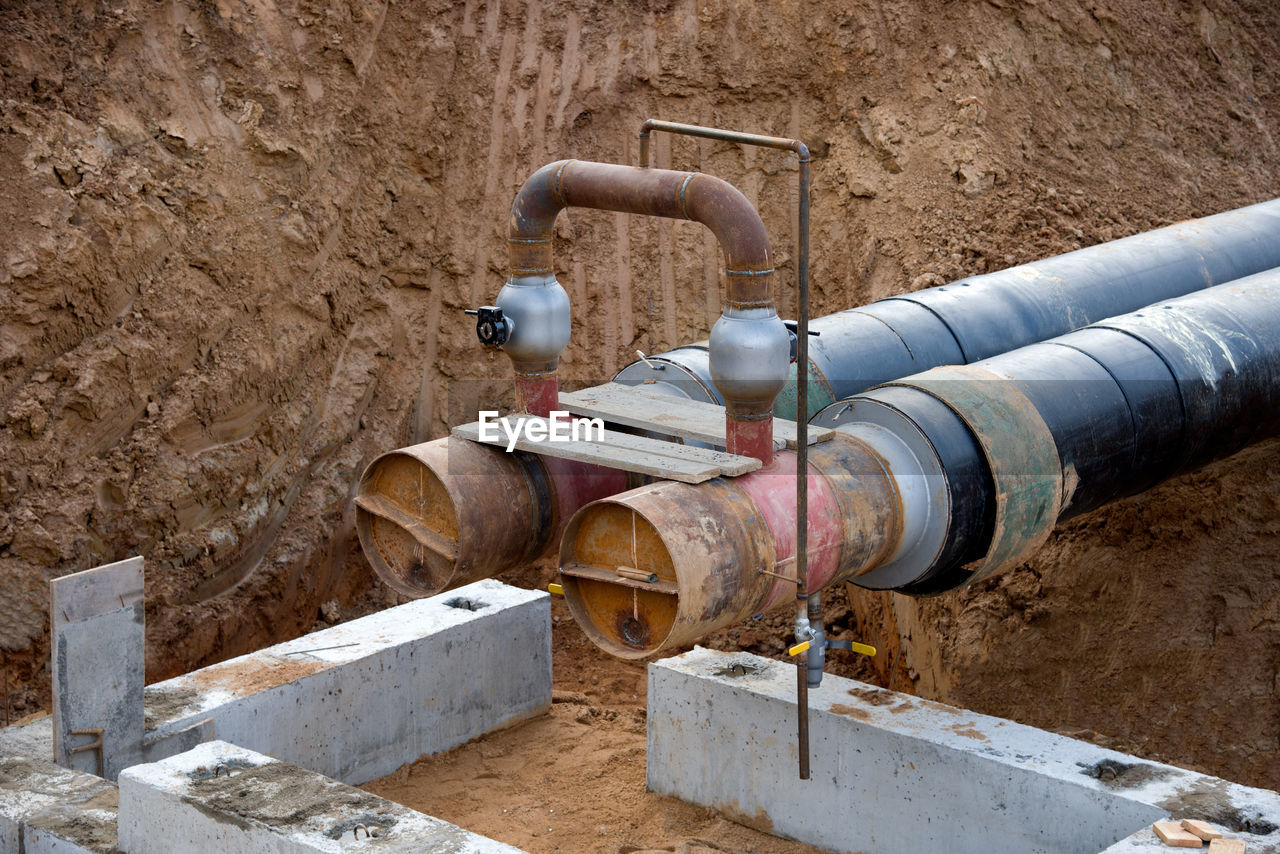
50,557,145,780
648,648,1280,854
143,579,551,784
117,740,523,853
0,756,117,853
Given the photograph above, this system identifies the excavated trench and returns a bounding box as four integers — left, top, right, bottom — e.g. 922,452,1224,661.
1,1,1279,848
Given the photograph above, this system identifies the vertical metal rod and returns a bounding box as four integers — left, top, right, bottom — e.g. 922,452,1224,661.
637,119,814,779
797,653,810,780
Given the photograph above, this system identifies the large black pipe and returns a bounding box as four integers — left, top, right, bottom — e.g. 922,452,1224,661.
833,267,1280,595
618,198,1280,420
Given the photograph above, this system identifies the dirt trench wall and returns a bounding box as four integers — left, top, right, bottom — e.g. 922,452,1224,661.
1,0,1278,787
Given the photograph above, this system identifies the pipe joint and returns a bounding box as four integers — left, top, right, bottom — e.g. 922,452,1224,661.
709,308,791,406
493,273,572,368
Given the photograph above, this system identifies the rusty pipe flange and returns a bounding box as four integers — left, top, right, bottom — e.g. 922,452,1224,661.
558,478,775,659
354,437,546,598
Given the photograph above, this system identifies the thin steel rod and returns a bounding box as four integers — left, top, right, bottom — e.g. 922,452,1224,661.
797,654,810,780
638,118,814,779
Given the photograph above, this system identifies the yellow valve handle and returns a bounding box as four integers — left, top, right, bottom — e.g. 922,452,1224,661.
548,583,564,597
788,639,877,657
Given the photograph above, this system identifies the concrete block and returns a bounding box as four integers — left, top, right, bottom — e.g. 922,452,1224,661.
0,755,117,853
0,715,54,763
50,557,145,779
144,580,551,784
648,648,1280,854
117,740,523,853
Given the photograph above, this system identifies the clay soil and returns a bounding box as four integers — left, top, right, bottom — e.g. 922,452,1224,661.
2,0,1280,849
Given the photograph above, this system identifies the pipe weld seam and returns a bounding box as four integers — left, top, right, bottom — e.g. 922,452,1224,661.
677,174,695,221
726,298,776,309
724,268,776,277
728,411,773,422
514,367,556,379
509,266,555,275
507,237,553,245
551,161,571,208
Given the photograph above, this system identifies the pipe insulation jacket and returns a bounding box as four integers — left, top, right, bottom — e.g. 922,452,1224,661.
560,270,1280,657
617,197,1280,420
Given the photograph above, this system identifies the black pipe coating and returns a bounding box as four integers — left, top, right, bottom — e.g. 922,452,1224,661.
618,198,1280,420
861,267,1280,594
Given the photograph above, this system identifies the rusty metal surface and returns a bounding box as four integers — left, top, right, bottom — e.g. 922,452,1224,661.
807,435,903,584
513,372,559,417
355,437,629,599
733,452,842,611
559,432,908,659
509,159,774,307
355,438,539,597
559,478,775,658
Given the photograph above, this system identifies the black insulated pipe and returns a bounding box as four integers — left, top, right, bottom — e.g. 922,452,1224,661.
617,198,1280,420
840,267,1280,595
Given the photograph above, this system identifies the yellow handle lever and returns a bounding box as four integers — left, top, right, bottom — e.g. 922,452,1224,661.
788,640,811,657
850,641,877,657
548,583,564,597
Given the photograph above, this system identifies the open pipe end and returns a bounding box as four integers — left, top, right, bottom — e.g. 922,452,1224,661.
558,480,775,659
355,437,541,598
559,503,680,659
355,441,464,598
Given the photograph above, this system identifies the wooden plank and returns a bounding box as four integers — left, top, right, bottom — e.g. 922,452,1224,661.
453,415,759,477
590,426,760,476
1153,821,1206,848
1183,820,1224,842
560,383,835,449
452,421,722,484
1207,839,1246,854
559,563,678,595
559,384,741,446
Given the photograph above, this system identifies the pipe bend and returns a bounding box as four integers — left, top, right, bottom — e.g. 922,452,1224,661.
503,158,789,459
507,159,774,294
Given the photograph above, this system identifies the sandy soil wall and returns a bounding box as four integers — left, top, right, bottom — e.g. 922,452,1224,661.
1,0,1278,788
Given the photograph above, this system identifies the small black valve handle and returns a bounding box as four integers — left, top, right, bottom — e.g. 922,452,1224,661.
466,306,511,348
783,320,820,363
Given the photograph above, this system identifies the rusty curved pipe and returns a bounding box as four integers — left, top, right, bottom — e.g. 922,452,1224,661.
500,159,790,462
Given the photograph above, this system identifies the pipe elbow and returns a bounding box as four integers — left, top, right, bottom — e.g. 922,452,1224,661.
682,175,775,308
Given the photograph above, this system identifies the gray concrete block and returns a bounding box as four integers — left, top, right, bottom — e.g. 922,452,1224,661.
0,715,54,763
144,580,551,784
117,740,523,853
50,557,145,780
648,648,1280,854
0,755,117,853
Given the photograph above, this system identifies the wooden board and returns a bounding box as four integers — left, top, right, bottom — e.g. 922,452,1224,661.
1183,820,1224,842
452,417,761,484
559,563,679,595
1153,821,1205,848
559,382,835,450
1207,839,1245,854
